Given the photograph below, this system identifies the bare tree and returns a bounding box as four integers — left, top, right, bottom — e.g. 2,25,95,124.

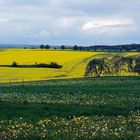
85,58,106,77
103,58,113,76
85,55,138,77
111,55,126,76
134,56,140,75
122,56,136,75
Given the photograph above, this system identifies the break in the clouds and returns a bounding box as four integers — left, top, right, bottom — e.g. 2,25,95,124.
0,0,139,45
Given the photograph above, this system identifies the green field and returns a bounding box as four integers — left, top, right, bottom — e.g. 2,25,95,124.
1,77,140,139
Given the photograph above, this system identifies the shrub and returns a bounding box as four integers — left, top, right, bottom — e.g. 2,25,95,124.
36,62,62,69
12,62,18,67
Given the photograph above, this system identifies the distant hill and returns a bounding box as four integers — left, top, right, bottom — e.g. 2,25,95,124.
0,44,39,48
88,44,140,51
0,43,140,52
0,44,64,49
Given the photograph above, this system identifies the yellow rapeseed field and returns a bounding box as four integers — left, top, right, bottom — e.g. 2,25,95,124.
0,49,103,82
0,49,139,83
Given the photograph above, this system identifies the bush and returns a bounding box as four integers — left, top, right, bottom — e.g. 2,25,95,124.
12,62,18,67
36,62,62,69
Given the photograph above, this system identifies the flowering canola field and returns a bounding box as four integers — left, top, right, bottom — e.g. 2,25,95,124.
0,49,140,83
0,49,103,82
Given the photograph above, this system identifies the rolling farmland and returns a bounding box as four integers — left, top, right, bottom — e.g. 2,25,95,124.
0,49,102,82
0,49,140,83
1,49,140,139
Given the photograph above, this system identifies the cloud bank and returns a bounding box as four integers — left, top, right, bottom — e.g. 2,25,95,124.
0,0,139,45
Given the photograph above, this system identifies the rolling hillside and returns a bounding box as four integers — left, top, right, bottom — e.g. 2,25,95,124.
0,49,101,82
0,49,139,83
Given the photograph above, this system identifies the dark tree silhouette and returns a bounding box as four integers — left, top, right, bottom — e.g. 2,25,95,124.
61,45,66,49
45,45,50,49
12,62,18,67
73,45,78,50
40,44,45,49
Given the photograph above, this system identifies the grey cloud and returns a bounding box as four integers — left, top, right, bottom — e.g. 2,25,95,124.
0,0,139,45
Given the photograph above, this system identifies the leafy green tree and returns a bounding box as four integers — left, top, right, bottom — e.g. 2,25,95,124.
79,46,82,51
61,45,66,49
45,45,50,49
12,61,18,67
73,45,78,50
40,44,45,49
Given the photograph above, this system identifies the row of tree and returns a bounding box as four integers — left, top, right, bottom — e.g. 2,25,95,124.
85,55,140,77
39,44,83,50
88,44,140,52
40,45,50,49
11,61,62,69
38,44,140,52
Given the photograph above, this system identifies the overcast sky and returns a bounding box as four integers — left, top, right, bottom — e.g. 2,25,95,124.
0,0,139,46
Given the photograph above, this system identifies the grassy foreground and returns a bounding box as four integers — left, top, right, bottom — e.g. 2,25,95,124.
1,77,140,139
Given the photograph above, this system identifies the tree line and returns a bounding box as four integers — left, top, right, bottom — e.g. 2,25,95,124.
85,55,140,77
88,44,140,52
27,44,140,52
10,61,62,69
40,44,50,49
39,44,82,50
